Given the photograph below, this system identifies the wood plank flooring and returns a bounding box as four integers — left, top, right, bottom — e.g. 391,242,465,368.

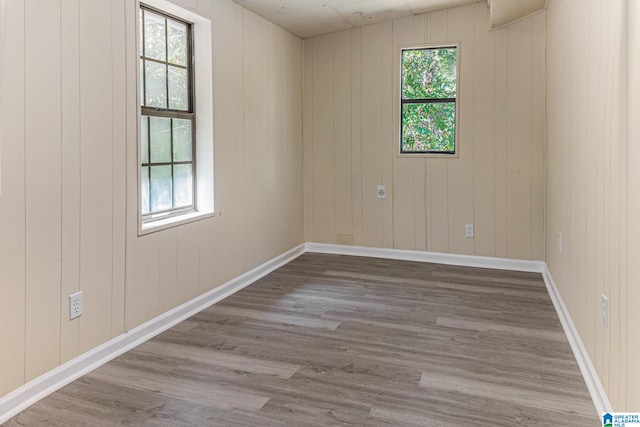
5,254,599,426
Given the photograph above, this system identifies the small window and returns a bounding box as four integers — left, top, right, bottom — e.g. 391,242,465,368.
400,45,458,155
139,5,195,221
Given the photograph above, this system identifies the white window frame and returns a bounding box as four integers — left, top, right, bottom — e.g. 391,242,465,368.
137,0,214,235
396,42,461,159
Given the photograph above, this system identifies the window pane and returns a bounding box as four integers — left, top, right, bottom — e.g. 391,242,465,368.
168,65,188,110
402,47,457,100
143,10,166,61
167,20,187,66
174,164,193,208
140,60,145,106
144,60,167,108
141,116,149,164
150,165,172,212
150,117,171,163
139,9,143,57
173,119,191,162
401,102,455,153
141,166,150,214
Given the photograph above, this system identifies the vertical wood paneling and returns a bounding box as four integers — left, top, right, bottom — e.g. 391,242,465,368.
60,0,81,364
493,28,508,258
79,0,114,353
530,13,545,262
204,0,244,289
571,1,587,344
617,0,630,408
176,225,200,303
24,0,62,380
380,21,394,249
426,10,449,254
333,30,352,241
303,3,544,262
157,230,178,314
0,0,26,396
505,21,532,260
627,0,640,409
391,15,416,250
242,9,268,264
447,5,475,256
350,28,363,246
413,15,427,252
593,0,610,383
605,0,625,404
311,33,335,243
582,0,599,361
360,23,384,248
0,0,304,402
110,0,127,339
547,0,637,411
472,3,495,257
123,0,147,331
303,38,314,242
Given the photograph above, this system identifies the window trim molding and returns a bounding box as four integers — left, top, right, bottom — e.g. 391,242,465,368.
135,0,214,236
395,42,461,159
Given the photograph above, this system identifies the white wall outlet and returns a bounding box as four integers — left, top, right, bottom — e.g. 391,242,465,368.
465,224,474,238
602,294,608,327
558,232,562,254
69,291,83,320
377,185,386,199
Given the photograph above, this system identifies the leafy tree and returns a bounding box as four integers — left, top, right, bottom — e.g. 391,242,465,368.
401,47,457,153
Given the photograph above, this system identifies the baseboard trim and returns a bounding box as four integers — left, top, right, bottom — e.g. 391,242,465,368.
0,243,306,424
305,242,545,273
541,264,612,416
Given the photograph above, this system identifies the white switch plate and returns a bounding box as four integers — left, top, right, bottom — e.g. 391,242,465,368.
69,291,83,320
465,224,474,238
602,294,608,327
377,185,386,199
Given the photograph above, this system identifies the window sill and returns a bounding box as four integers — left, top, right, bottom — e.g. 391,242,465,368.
139,210,215,236
397,152,459,159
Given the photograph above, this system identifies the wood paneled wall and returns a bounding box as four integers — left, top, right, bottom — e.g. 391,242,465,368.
546,0,639,410
303,3,545,261
0,0,303,398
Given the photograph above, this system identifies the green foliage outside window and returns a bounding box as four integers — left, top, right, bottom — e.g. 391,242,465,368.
401,47,457,153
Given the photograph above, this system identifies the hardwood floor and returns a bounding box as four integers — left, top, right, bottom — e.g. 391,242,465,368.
6,254,599,426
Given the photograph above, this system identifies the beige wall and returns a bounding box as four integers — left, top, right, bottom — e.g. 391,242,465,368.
546,0,639,410
303,2,545,260
0,0,303,398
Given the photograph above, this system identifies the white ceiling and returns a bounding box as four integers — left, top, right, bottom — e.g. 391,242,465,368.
489,0,546,29
232,0,485,39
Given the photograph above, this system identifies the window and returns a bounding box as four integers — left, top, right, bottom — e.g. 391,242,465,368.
400,45,458,155
139,5,195,221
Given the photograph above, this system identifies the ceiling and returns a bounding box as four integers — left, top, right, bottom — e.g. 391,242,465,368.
489,0,546,29
232,0,485,39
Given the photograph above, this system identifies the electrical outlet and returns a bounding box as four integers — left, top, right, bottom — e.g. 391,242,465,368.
69,292,83,320
602,294,608,327
558,232,562,254
465,224,474,238
377,185,386,199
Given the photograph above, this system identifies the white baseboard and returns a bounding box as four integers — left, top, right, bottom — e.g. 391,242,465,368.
305,242,545,273
0,243,306,425
541,265,612,416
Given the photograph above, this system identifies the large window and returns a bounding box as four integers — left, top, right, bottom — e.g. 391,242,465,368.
140,5,195,221
400,45,458,155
